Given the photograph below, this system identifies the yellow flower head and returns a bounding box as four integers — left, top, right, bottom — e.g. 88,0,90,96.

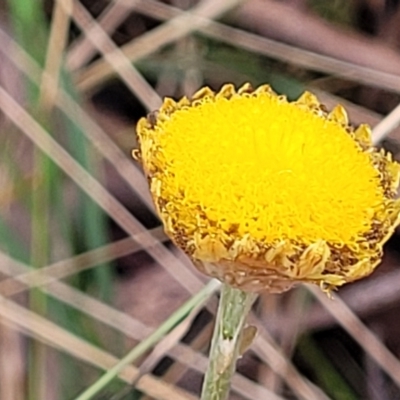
134,83,400,293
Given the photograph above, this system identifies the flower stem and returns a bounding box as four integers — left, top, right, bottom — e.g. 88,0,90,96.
201,283,257,400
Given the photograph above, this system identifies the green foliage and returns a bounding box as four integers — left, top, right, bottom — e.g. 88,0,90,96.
308,0,355,26
297,335,358,400
3,1,114,398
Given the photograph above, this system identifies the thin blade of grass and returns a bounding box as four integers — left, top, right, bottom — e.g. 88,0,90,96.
74,279,220,400
297,335,358,400
127,297,212,387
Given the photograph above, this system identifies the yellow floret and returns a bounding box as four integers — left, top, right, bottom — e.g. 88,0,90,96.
135,83,400,293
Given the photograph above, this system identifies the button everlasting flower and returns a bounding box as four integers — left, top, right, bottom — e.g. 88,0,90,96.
134,83,400,293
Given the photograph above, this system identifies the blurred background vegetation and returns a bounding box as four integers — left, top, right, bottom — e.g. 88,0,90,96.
1,0,400,399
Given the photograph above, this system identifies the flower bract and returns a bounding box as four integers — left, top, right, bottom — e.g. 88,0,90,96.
135,83,400,293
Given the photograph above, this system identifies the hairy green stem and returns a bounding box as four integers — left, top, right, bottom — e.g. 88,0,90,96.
201,283,257,400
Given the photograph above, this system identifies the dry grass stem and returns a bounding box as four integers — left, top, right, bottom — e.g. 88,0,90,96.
308,285,400,388
67,0,162,110
0,251,285,400
74,0,244,92
267,291,309,394
0,250,151,343
200,25,400,95
372,102,400,144
319,268,400,328
133,300,210,383
77,0,400,94
0,84,205,295
39,0,72,110
67,0,141,71
153,321,214,391
237,0,400,75
0,226,166,297
0,27,154,209
0,323,24,400
250,320,330,400
0,256,270,400
0,293,196,400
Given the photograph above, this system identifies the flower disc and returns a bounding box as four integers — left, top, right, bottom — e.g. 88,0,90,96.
135,84,400,293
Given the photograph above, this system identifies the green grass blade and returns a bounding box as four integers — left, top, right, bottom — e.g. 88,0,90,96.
75,279,221,400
